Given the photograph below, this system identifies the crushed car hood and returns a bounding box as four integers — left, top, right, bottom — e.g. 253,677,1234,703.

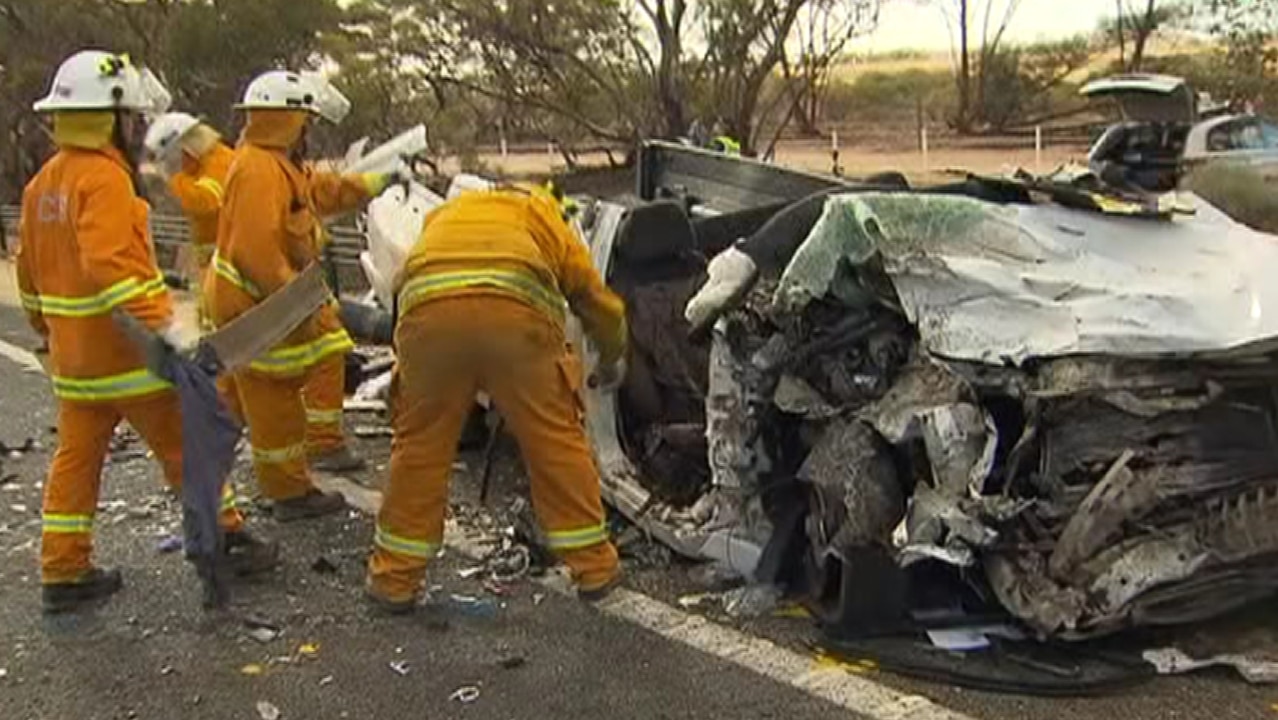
777,192,1278,364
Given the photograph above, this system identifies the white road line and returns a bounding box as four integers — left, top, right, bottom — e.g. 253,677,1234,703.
0,338,44,375
315,473,977,720
595,589,975,720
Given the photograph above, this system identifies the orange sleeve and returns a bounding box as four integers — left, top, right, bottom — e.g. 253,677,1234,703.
308,171,372,219
76,172,171,330
527,193,628,365
223,156,297,297
168,171,223,239
14,197,47,337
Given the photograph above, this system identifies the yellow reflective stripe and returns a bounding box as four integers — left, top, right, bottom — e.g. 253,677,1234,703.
51,369,172,402
305,407,343,425
220,485,238,512
399,270,567,322
251,442,305,465
544,522,609,550
28,273,167,318
194,177,225,204
43,513,94,534
374,525,440,560
212,253,262,299
20,291,42,313
249,329,354,376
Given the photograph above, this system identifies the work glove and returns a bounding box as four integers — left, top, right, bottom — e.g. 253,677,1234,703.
361,157,416,197
588,357,627,394
684,246,759,336
160,317,201,355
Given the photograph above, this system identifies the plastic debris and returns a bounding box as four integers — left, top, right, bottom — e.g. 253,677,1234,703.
723,584,783,618
298,643,320,658
772,604,813,619
457,566,485,580
0,668,7,679
9,504,27,514
926,628,992,652
248,628,279,644
389,660,411,676
449,594,498,618
532,593,546,606
812,652,879,675
450,685,481,703
160,665,175,676
319,675,334,687
156,535,183,554
311,556,338,574
244,613,279,632
677,593,712,609
240,663,264,676
353,425,393,439
256,700,281,720
482,581,510,597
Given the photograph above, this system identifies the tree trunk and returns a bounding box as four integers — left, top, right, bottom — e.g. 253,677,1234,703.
1129,0,1157,72
1116,0,1127,68
956,0,972,134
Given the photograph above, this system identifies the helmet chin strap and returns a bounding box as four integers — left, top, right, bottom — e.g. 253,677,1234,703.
289,122,310,167
112,108,147,199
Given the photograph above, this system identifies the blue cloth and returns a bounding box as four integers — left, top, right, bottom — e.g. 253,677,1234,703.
158,344,242,606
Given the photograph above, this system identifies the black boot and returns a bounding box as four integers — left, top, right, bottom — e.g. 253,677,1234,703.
225,530,279,577
309,446,367,474
273,490,348,523
42,567,123,614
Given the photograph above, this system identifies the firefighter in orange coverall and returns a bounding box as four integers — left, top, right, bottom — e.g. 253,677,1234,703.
145,112,363,472
16,50,274,614
205,70,393,521
365,185,629,612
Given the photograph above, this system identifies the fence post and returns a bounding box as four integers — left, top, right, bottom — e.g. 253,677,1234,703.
921,126,930,175
831,130,843,177
1035,125,1044,174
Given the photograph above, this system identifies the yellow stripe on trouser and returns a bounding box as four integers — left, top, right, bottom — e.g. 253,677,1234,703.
305,408,343,425
374,525,440,560
249,329,354,376
399,270,567,323
545,522,610,551
51,369,172,402
212,253,262,299
42,513,93,534
21,291,42,313
25,273,167,318
252,442,305,465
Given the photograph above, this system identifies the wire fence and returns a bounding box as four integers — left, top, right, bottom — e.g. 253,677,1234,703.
1,205,370,293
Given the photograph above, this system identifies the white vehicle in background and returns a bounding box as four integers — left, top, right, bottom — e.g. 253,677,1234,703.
1082,73,1278,190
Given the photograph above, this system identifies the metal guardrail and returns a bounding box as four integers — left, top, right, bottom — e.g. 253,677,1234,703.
1,204,365,267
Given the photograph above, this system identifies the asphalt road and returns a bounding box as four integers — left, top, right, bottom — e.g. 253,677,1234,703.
0,294,1275,720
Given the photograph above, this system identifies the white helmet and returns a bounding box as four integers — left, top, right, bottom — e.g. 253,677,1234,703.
33,50,172,114
144,111,200,163
236,70,350,124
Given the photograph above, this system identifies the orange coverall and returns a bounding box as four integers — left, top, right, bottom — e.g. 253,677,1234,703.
171,138,348,455
367,188,628,601
205,110,372,501
17,118,242,584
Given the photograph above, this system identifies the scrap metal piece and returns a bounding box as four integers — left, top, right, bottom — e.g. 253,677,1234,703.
203,262,332,371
